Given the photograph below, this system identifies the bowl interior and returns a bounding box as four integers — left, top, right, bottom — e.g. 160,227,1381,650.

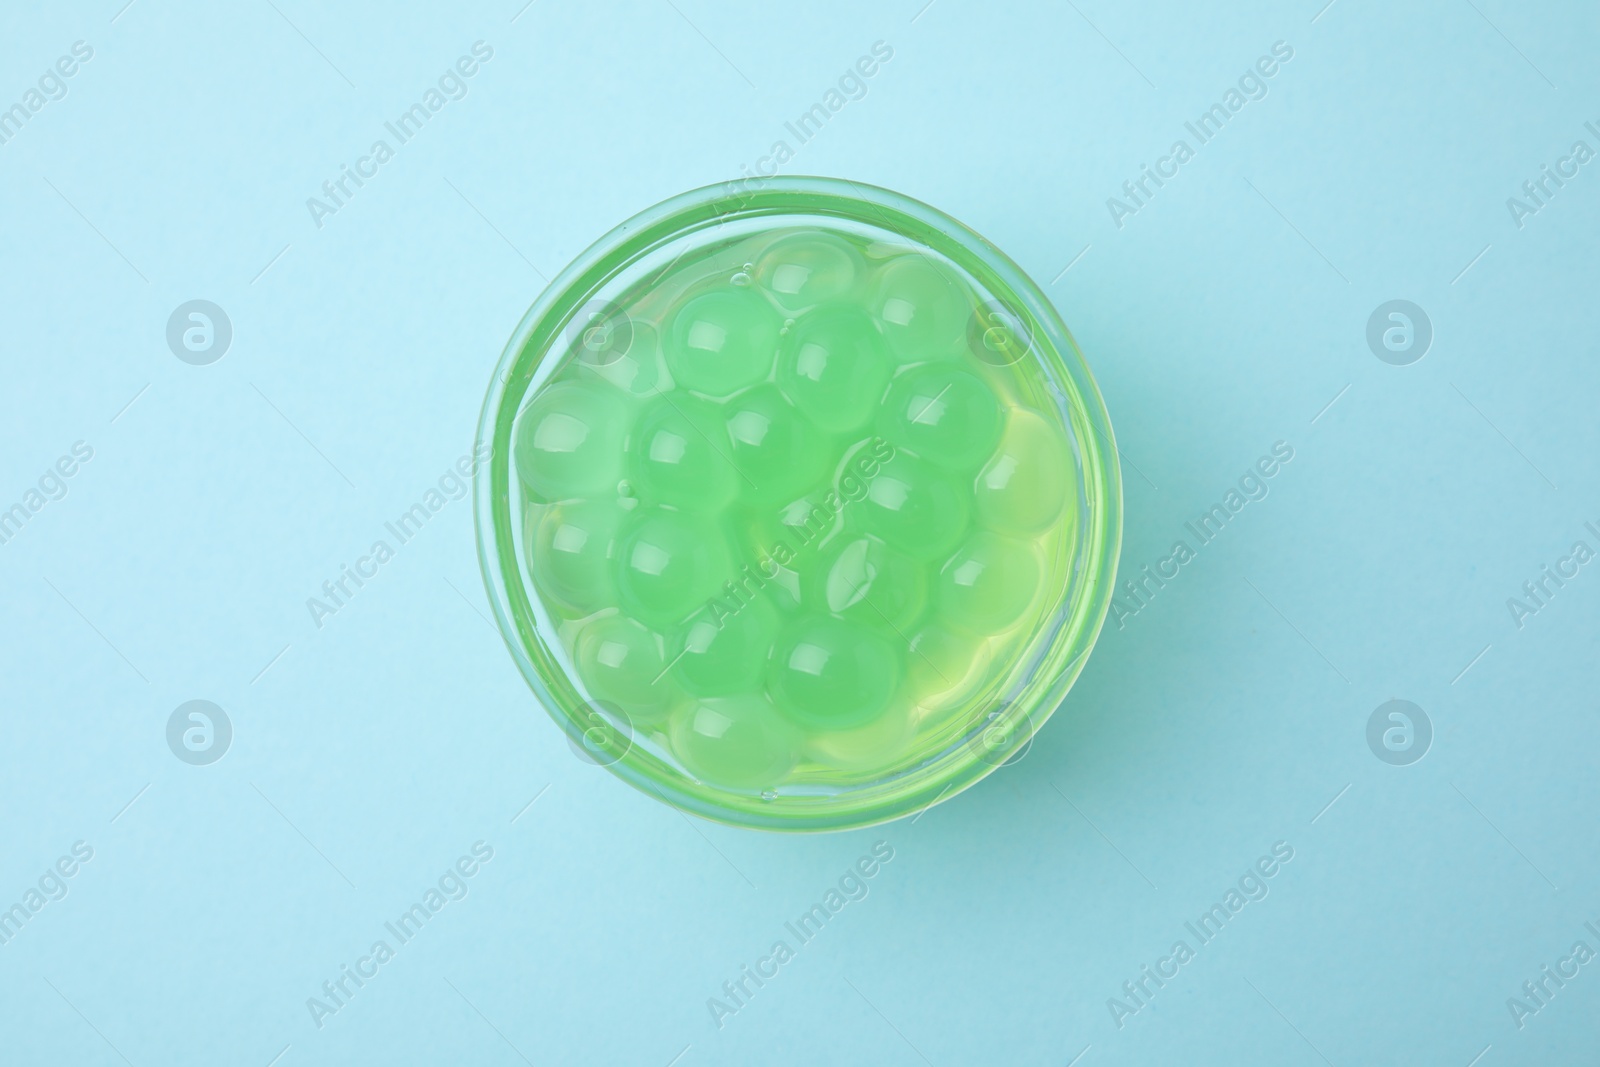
474,177,1123,831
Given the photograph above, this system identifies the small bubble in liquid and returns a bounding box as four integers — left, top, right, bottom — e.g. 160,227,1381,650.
779,317,796,335
730,271,752,287
760,789,777,801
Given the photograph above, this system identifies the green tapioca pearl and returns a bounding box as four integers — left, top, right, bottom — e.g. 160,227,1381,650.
777,304,893,434
629,394,739,512
665,288,781,396
906,622,992,702
774,493,842,546
729,513,807,613
810,535,928,631
738,495,842,577
802,700,916,773
754,231,862,314
859,453,971,562
767,615,902,731
575,614,677,719
976,408,1073,535
879,362,1003,472
869,255,967,362
723,385,830,505
935,531,1041,634
527,498,628,613
615,508,733,629
669,695,799,791
669,596,778,697
514,380,630,501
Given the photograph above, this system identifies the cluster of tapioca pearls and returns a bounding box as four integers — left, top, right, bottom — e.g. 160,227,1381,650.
514,231,1075,789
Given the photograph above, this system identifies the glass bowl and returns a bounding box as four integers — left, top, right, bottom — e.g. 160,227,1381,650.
474,176,1121,831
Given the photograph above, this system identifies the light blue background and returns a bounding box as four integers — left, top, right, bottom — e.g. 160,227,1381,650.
2,1,1598,1064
